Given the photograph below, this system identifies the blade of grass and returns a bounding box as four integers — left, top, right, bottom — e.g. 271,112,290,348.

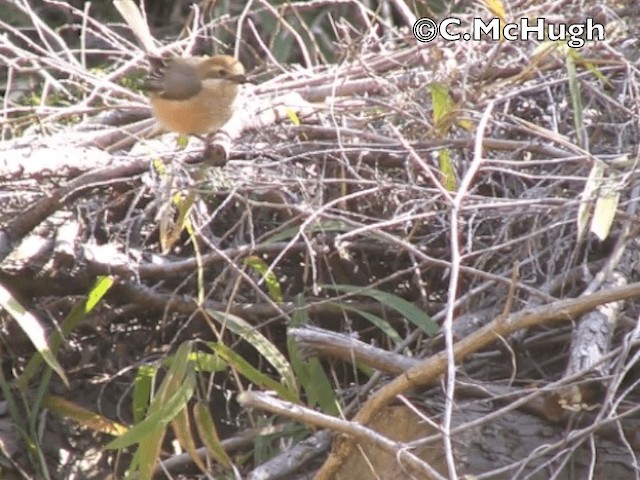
204,309,298,397
18,275,114,390
0,283,68,388
207,342,298,403
324,284,438,336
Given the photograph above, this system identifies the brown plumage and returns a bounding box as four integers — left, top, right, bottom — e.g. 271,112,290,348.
114,0,246,135
144,55,245,135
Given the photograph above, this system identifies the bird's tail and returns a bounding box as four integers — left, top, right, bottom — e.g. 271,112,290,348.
113,0,157,54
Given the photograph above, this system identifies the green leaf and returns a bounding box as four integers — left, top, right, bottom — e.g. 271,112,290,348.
207,342,298,403
263,221,351,244
18,276,114,390
193,401,232,467
41,394,127,436
438,148,457,191
152,158,167,175
154,341,192,406
244,255,283,303
0,283,69,388
428,82,454,133
323,285,438,336
177,134,189,148
132,365,155,424
187,351,227,373
86,276,115,312
287,295,338,414
62,275,114,334
111,342,196,480
105,374,195,450
286,107,301,126
171,406,207,474
205,309,298,397
287,337,338,414
129,422,164,480
332,304,402,346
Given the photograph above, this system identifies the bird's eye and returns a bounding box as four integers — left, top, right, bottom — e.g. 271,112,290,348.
217,69,227,77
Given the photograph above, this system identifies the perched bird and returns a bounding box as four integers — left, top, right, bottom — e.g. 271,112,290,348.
114,0,245,136
144,54,245,135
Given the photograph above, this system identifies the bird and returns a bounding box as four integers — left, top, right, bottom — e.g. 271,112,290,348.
114,0,245,136
144,54,245,135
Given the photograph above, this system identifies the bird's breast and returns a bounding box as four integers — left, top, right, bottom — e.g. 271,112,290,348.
149,81,240,135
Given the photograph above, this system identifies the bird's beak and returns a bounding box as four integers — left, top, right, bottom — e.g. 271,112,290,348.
228,73,248,84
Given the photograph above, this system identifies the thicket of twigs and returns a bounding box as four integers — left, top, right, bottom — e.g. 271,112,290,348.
1,0,640,479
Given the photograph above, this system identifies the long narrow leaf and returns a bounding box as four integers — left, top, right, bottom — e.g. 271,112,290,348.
324,284,438,336
0,283,68,388
193,401,232,468
205,309,298,397
18,276,114,390
105,375,195,450
132,365,155,424
207,342,298,403
42,395,127,436
171,407,208,474
331,304,402,346
244,255,283,303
